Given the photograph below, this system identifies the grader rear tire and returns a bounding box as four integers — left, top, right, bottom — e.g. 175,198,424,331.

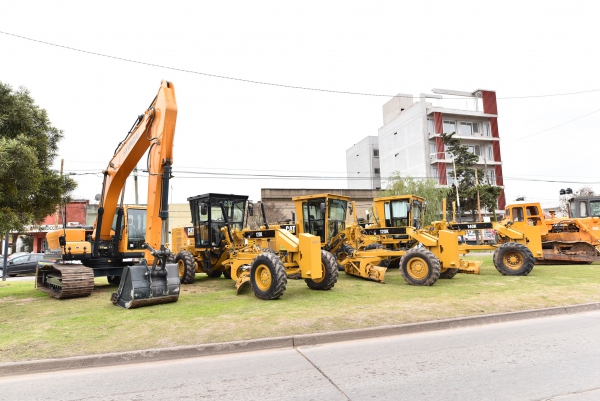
176,251,196,284
206,270,222,278
107,275,121,286
493,242,535,276
250,252,287,300
305,250,338,290
399,248,441,286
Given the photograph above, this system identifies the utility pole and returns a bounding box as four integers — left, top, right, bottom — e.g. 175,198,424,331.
451,156,461,222
476,169,481,222
55,159,64,229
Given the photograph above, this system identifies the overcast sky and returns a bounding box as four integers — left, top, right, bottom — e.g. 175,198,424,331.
2,0,600,208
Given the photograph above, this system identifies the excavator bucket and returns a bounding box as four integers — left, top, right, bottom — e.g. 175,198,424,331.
111,261,180,309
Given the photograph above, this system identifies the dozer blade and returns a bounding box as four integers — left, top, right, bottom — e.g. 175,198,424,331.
458,259,482,274
111,262,180,309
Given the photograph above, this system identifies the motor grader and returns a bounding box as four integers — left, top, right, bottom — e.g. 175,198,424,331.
170,193,338,300
288,193,482,286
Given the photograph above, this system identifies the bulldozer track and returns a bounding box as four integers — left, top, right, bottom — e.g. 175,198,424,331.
36,264,95,299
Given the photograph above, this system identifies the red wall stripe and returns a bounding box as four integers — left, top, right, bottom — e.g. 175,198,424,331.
433,112,447,185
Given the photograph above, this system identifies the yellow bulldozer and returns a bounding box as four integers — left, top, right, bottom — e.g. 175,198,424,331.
436,199,600,276
170,193,338,300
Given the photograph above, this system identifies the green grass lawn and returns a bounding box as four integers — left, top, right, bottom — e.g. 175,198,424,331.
1,256,600,363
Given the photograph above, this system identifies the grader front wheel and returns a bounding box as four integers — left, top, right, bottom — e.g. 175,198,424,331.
493,242,535,276
175,251,196,284
305,250,338,290
399,248,440,286
250,252,287,300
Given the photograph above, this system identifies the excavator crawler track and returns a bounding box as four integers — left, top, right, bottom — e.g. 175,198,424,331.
36,264,95,299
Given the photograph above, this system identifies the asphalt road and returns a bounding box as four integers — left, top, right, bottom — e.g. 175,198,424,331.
2,310,600,400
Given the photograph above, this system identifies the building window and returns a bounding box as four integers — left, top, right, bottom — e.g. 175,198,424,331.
488,169,496,185
374,168,380,175
430,142,436,158
486,146,493,160
373,149,379,158
428,119,435,135
484,122,491,136
467,145,481,156
460,122,478,136
443,120,456,135
431,167,438,180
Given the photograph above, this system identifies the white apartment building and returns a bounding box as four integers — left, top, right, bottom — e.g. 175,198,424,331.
345,136,381,190
347,88,506,209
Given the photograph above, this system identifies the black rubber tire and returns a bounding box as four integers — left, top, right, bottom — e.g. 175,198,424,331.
378,257,391,268
107,275,121,286
222,269,232,279
399,248,441,286
493,242,535,276
335,244,355,271
166,253,176,263
250,252,287,300
206,270,222,278
175,251,196,284
439,268,459,279
305,250,338,290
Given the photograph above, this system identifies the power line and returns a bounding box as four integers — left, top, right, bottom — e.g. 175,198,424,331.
506,107,600,144
3,30,600,100
66,169,600,185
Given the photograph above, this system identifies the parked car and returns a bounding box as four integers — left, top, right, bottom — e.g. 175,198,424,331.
1,253,44,277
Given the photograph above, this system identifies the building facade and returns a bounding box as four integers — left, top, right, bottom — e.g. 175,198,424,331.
345,136,381,190
347,88,506,209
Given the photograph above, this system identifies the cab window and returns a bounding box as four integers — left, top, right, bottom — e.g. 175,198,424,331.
327,199,347,241
512,207,524,222
525,205,541,226
590,201,600,217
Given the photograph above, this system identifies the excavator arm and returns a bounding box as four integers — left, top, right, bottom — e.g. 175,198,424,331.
96,80,177,263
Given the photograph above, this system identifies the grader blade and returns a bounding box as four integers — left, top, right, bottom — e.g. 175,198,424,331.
111,262,180,309
457,259,482,274
235,273,251,294
343,257,387,283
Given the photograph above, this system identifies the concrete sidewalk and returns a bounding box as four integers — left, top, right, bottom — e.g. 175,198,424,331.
2,302,600,377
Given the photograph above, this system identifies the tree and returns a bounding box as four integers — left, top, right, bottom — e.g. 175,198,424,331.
379,173,449,225
440,132,502,221
0,82,76,236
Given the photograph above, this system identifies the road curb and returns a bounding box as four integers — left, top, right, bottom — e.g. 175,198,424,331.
2,302,600,377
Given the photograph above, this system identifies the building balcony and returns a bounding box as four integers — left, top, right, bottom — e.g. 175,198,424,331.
426,107,497,119
429,155,502,166
428,133,500,142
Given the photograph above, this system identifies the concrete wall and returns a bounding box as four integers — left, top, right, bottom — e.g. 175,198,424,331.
378,100,428,188
43,200,89,227
346,136,381,190
261,188,380,223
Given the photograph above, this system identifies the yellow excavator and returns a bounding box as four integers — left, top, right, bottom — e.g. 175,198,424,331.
37,81,180,308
